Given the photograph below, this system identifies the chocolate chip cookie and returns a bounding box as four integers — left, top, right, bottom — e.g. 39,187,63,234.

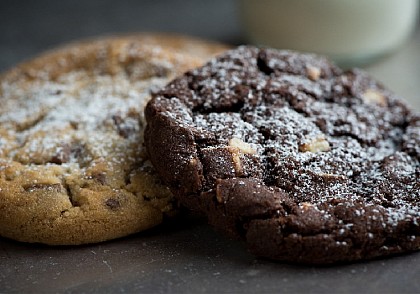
0,35,227,245
145,46,420,264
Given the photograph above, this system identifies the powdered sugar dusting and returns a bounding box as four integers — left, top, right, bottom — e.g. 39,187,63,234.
0,43,196,179
156,46,420,232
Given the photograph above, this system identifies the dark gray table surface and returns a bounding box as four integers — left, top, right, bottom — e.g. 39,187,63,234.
1,1,419,293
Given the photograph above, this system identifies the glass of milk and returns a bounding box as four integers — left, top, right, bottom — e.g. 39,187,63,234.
238,0,419,67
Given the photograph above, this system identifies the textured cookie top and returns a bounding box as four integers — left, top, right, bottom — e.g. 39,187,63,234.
145,46,419,263
0,35,227,245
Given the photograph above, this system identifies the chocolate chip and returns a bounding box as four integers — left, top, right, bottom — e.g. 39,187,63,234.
105,198,120,210
112,114,136,138
69,121,79,130
112,114,123,126
91,172,107,185
51,143,71,164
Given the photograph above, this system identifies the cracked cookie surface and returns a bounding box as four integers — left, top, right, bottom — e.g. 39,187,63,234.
145,46,420,264
0,35,227,245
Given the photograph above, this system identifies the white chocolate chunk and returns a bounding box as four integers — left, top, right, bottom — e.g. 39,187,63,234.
299,136,330,153
228,137,257,154
362,89,387,106
306,66,321,81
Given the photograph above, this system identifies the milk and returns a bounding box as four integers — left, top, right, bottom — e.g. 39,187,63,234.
239,0,419,67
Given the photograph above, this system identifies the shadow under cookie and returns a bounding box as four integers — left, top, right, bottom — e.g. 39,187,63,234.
145,46,420,264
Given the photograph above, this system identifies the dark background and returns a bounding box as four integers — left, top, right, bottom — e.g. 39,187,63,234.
0,0,242,72
0,1,419,293
1,0,419,110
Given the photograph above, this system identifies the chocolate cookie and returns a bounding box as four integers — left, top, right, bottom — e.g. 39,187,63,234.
0,35,227,245
145,46,420,264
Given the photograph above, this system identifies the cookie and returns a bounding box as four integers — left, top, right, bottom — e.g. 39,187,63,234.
145,46,420,264
0,35,227,245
